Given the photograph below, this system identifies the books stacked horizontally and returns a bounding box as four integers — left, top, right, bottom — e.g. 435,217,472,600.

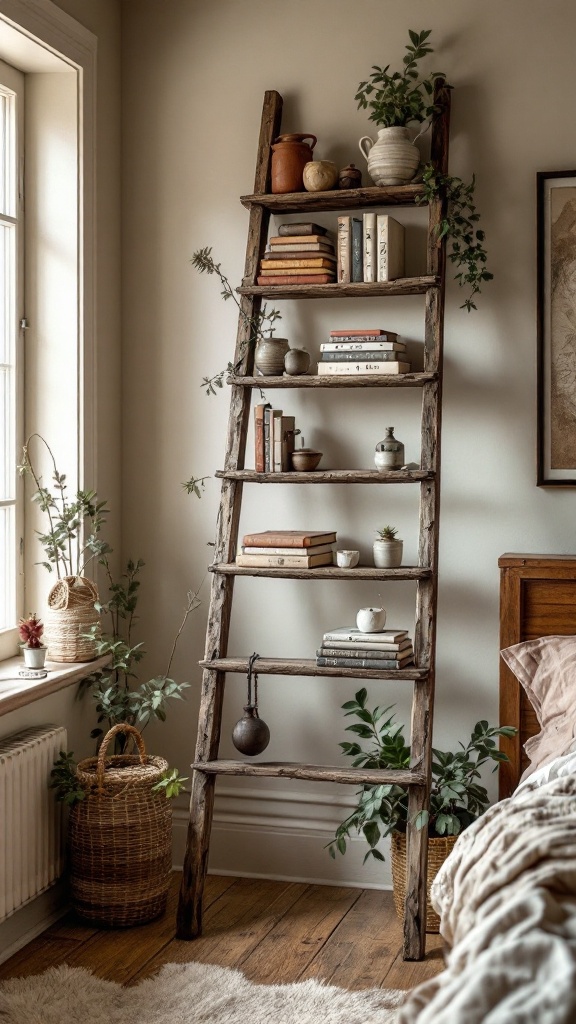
254,402,299,472
337,213,405,284
318,328,410,377
237,530,336,568
316,627,414,670
257,222,336,286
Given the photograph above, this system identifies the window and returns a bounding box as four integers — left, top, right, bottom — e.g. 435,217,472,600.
0,59,23,648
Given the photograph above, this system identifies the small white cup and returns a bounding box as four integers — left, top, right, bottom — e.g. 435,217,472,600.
336,549,360,568
356,606,387,632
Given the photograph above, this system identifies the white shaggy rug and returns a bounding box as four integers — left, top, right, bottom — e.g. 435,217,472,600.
0,961,405,1023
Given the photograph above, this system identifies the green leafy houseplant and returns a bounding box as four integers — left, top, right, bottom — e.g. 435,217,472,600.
376,525,398,541
191,247,281,395
355,29,446,129
329,689,516,862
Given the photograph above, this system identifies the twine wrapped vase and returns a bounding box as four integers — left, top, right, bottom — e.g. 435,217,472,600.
44,576,100,662
68,723,172,927
391,831,457,932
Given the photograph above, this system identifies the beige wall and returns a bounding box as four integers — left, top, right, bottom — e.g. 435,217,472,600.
118,0,576,885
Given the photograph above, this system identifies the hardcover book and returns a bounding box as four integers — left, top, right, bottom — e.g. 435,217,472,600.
269,234,328,245
267,243,336,254
263,406,272,471
242,530,337,547
320,340,405,352
376,215,405,281
351,217,363,283
260,259,336,271
322,627,408,643
243,542,335,556
271,408,284,472
363,212,376,283
337,216,351,283
254,401,271,473
319,350,404,363
316,655,414,670
329,329,397,337
277,223,328,237
318,644,413,658
236,552,335,568
257,274,335,286
317,361,411,375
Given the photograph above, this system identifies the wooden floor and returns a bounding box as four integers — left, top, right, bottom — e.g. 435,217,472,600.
0,874,444,991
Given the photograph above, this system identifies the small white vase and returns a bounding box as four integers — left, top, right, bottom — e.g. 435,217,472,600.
358,127,420,186
373,539,403,569
356,607,387,633
22,646,47,668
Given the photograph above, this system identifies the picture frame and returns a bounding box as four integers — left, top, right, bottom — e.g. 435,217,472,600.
537,170,576,485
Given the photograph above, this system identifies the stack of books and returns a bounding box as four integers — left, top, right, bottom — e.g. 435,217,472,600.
337,214,405,284
254,402,299,472
316,627,414,669
318,329,410,377
258,222,336,285
237,530,337,568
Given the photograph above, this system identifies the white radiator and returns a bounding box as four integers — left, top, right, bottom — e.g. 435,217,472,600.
0,725,67,922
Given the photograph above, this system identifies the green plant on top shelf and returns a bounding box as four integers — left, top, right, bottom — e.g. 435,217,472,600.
376,525,398,541
355,29,446,128
191,247,281,395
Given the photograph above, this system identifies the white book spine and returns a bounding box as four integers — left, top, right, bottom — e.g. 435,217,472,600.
337,216,351,283
363,212,376,283
377,215,405,281
320,340,405,352
317,361,411,375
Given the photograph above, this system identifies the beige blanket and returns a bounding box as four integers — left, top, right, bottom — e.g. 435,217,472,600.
397,774,576,1023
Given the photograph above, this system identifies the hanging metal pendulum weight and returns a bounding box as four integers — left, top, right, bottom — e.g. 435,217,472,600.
231,652,270,756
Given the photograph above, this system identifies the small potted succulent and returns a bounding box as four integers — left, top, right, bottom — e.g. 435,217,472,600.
373,525,403,568
19,613,48,669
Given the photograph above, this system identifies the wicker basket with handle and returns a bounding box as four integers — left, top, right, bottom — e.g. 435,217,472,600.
44,575,101,662
391,830,457,933
68,723,172,927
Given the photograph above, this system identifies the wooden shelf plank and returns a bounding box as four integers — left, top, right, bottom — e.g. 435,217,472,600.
237,277,439,300
199,656,428,681
240,183,427,212
216,469,434,484
228,372,437,389
191,760,426,787
210,563,432,581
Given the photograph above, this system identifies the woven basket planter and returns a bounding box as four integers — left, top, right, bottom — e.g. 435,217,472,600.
68,724,172,927
391,831,457,933
44,576,100,662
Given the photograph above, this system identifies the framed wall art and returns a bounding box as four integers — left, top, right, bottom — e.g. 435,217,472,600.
537,170,576,485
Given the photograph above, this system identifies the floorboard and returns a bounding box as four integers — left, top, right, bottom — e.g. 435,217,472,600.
0,873,445,993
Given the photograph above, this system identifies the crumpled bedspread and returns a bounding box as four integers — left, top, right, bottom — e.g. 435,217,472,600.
397,773,576,1023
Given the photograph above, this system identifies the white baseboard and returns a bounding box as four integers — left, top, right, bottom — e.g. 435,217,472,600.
0,880,68,966
172,784,392,889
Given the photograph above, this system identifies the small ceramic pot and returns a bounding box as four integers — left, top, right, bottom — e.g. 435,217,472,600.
373,539,403,569
284,347,311,375
336,549,360,568
22,646,47,669
356,607,387,633
303,160,338,192
254,337,290,376
375,427,405,472
290,448,322,471
338,163,362,189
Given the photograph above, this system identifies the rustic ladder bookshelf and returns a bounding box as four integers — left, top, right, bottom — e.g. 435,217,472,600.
177,84,450,961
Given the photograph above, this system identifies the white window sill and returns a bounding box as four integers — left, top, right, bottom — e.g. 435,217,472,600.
0,654,110,717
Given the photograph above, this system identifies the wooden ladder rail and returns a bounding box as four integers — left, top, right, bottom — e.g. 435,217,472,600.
404,80,450,960
176,90,283,939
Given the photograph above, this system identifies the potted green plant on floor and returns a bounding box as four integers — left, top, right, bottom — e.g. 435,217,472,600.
328,689,516,930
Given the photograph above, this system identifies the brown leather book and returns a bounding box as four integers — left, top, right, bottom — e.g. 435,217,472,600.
257,274,335,285
277,222,328,236
242,530,337,547
260,258,335,270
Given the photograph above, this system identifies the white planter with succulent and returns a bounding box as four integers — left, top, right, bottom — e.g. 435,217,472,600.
373,526,403,568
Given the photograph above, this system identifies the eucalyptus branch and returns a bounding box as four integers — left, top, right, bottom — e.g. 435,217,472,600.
191,247,282,395
164,578,204,679
182,475,210,498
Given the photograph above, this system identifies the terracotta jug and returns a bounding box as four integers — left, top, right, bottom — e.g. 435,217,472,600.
271,133,317,194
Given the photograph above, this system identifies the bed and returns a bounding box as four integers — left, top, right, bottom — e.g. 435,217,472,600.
396,553,576,1023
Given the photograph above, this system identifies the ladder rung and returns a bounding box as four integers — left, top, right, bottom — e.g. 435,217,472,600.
210,563,433,581
237,277,439,300
216,469,435,484
240,183,427,212
228,372,437,389
199,656,429,680
191,760,426,787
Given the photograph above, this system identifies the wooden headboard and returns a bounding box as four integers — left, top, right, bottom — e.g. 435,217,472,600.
499,553,576,798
